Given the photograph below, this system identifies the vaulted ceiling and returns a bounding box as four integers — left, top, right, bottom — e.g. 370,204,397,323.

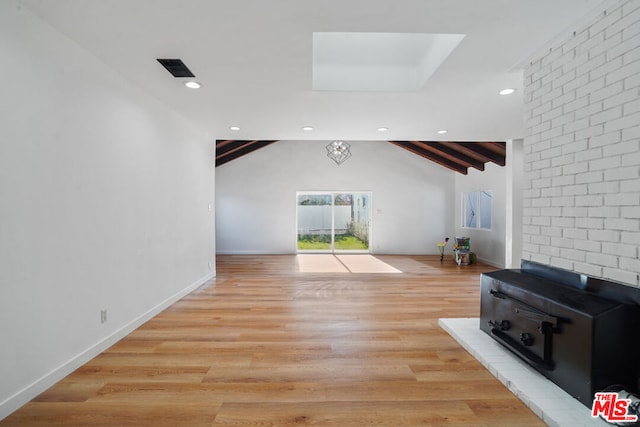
216,140,506,174
20,0,612,142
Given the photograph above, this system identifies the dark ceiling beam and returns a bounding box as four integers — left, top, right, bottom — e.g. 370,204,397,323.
388,140,507,174
216,140,259,159
414,141,486,171
388,141,469,174
215,140,278,167
457,142,506,166
439,141,495,164
482,141,508,154
216,139,244,151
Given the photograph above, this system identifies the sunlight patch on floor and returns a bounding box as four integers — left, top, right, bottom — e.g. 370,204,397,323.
297,254,349,273
374,256,439,273
336,255,402,273
297,254,402,273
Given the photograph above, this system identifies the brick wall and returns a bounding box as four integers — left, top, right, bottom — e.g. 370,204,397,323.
523,0,640,286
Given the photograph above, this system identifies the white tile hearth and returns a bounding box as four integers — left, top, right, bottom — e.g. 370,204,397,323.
439,318,610,427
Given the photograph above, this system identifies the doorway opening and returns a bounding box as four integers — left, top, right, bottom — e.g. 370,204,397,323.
296,192,371,253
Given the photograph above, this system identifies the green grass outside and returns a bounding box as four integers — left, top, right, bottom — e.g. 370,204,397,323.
297,233,368,250
335,234,369,250
297,234,331,250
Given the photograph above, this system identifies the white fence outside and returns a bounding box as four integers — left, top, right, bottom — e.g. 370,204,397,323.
297,205,352,234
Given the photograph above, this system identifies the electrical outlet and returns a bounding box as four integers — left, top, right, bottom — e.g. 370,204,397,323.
208,261,212,270
100,309,107,324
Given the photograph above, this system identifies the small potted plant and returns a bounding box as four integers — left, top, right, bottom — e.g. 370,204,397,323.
436,237,449,262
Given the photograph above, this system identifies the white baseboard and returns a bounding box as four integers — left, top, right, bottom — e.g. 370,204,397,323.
0,271,216,421
216,250,294,255
476,256,504,269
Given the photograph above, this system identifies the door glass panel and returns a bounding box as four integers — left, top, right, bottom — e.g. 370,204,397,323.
334,193,369,251
297,194,332,251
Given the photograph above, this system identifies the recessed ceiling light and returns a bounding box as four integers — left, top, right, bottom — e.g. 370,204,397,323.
437,130,448,134
377,127,389,132
229,126,240,131
302,126,314,131
499,88,515,95
184,81,201,89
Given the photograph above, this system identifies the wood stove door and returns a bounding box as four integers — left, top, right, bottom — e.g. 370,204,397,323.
482,289,557,371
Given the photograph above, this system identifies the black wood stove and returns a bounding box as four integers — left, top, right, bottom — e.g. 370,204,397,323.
480,261,640,407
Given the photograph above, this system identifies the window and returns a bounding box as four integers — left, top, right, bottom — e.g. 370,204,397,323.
462,190,492,229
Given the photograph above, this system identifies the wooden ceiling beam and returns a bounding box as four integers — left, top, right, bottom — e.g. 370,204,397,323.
215,139,244,151
457,142,506,166
388,141,469,174
439,141,495,164
414,141,485,171
388,140,506,174
215,140,278,167
481,141,507,155
216,140,260,159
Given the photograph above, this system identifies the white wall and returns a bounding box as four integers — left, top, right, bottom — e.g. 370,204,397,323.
216,140,455,254
523,0,640,287
0,2,215,418
453,140,524,268
506,139,524,268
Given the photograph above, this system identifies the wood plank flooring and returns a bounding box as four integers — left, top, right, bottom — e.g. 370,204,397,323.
2,255,545,426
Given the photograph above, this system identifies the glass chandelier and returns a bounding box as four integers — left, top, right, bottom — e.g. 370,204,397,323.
326,140,351,165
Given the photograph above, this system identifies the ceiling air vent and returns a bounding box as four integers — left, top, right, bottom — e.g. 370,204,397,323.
156,58,195,78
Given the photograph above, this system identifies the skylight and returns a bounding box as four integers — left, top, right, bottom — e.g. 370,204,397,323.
312,32,465,92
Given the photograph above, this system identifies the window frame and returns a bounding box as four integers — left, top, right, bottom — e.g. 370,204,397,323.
461,190,493,230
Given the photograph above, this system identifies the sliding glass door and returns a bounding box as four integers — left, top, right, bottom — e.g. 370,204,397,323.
297,192,371,253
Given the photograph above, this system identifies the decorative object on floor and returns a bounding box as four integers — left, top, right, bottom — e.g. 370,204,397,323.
453,236,475,265
326,140,351,165
437,237,449,262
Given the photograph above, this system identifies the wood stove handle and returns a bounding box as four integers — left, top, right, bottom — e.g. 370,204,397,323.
489,289,559,327
490,328,555,371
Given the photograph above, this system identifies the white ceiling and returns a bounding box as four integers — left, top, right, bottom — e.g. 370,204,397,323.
20,0,612,142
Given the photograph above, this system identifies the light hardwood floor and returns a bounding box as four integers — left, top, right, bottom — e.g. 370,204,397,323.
2,255,545,426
